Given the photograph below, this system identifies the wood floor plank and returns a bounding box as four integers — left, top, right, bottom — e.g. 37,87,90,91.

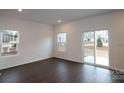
0,58,124,83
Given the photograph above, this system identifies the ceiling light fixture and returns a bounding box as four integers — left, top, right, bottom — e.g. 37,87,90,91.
18,9,22,12
57,20,61,23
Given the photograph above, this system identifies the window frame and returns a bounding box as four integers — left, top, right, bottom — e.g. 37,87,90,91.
57,32,67,52
0,30,19,57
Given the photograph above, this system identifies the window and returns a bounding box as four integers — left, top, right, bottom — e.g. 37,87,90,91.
57,32,66,51
0,30,19,56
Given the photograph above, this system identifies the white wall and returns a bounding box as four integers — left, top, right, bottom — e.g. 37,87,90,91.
0,16,53,70
1,11,124,71
54,11,124,71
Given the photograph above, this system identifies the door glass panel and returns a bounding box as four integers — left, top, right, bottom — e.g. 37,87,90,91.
84,32,95,64
95,30,109,66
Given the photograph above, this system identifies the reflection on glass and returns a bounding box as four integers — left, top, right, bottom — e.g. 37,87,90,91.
84,32,95,64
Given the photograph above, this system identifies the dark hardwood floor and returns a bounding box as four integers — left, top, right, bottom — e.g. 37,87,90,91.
0,58,124,83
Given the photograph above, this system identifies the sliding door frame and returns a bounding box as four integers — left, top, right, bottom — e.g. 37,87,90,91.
82,29,111,68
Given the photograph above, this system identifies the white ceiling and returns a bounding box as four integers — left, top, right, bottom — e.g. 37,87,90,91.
0,9,118,25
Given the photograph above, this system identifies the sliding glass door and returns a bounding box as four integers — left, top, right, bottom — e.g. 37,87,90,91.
95,30,109,66
84,32,95,64
83,30,109,66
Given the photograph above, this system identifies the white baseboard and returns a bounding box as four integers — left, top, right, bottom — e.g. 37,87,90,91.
54,57,83,64
54,57,124,72
0,57,53,70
